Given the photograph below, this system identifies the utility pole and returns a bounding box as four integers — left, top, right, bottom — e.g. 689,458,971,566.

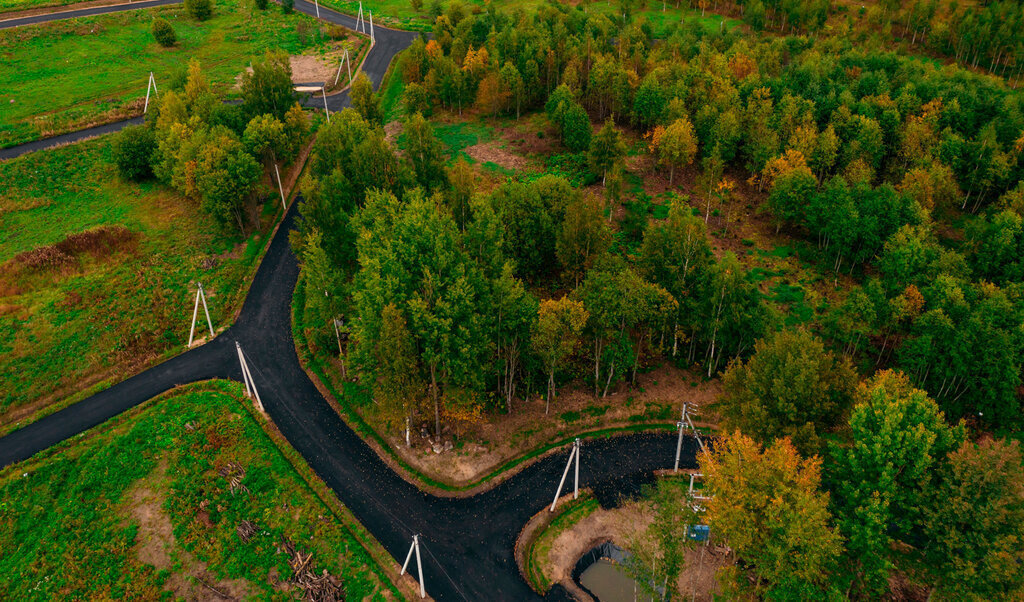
235,342,265,412
314,0,320,18
144,72,159,113
334,48,352,87
356,2,365,33
369,10,375,43
322,86,330,122
332,317,347,378
550,438,581,511
573,437,580,499
674,403,706,473
274,163,286,209
400,534,426,599
187,282,214,347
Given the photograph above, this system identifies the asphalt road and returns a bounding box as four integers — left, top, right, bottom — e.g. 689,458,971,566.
0,3,699,600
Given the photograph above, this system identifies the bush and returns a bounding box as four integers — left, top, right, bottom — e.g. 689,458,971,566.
151,18,176,47
112,125,156,180
184,0,213,20
281,0,293,13
254,0,268,9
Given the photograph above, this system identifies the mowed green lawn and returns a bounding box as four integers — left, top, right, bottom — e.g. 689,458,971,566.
0,0,328,147
0,381,400,601
0,138,268,431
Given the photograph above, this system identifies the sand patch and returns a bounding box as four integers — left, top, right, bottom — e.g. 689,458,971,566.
125,461,255,601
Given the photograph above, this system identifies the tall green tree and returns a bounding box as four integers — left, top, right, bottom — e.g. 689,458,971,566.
721,328,857,455
531,297,588,412
403,112,446,191
556,195,612,286
350,72,384,124
241,50,296,120
639,201,713,357
351,190,489,437
828,370,966,597
374,303,424,433
588,118,627,185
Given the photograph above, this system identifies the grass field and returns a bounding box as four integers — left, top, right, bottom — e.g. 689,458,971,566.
0,381,402,601
0,137,272,431
0,0,330,148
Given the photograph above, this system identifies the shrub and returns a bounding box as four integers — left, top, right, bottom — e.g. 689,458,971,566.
151,18,176,47
254,0,268,9
184,0,213,21
281,0,293,14
112,125,156,180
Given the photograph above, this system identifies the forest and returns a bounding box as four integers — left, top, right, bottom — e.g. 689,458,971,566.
261,0,1024,598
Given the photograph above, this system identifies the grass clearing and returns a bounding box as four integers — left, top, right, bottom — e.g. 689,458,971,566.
522,493,599,594
0,137,271,431
0,0,329,147
0,380,401,601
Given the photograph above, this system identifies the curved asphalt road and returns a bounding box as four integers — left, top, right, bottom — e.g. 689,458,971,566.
0,3,698,600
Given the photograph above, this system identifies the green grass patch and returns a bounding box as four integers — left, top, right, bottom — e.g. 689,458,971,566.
434,121,493,159
378,54,406,122
0,138,268,428
0,381,399,600
523,493,599,594
769,281,814,325
0,0,328,147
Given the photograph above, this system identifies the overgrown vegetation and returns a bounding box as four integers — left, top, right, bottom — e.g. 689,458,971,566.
0,381,399,600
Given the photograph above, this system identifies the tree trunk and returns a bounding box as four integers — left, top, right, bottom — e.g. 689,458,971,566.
430,364,441,437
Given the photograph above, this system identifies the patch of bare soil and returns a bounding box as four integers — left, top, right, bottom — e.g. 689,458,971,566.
376,363,721,488
383,120,402,144
464,141,529,171
125,462,255,601
496,120,559,157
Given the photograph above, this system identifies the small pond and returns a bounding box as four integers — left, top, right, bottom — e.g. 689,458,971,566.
573,542,658,602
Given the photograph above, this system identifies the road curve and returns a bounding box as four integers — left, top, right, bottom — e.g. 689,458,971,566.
0,3,698,600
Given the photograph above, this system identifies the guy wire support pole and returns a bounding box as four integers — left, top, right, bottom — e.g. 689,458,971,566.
334,48,352,87
400,534,426,599
573,437,580,499
551,440,579,511
188,282,214,347
322,86,330,122
144,72,158,113
274,163,286,209
235,342,265,412
674,409,686,472
357,2,364,33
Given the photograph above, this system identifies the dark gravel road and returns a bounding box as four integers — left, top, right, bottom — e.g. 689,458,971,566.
0,3,698,599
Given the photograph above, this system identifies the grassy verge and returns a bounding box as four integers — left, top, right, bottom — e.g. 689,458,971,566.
0,0,80,15
293,271,678,495
522,493,599,594
0,135,292,433
0,380,404,601
0,0,329,147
